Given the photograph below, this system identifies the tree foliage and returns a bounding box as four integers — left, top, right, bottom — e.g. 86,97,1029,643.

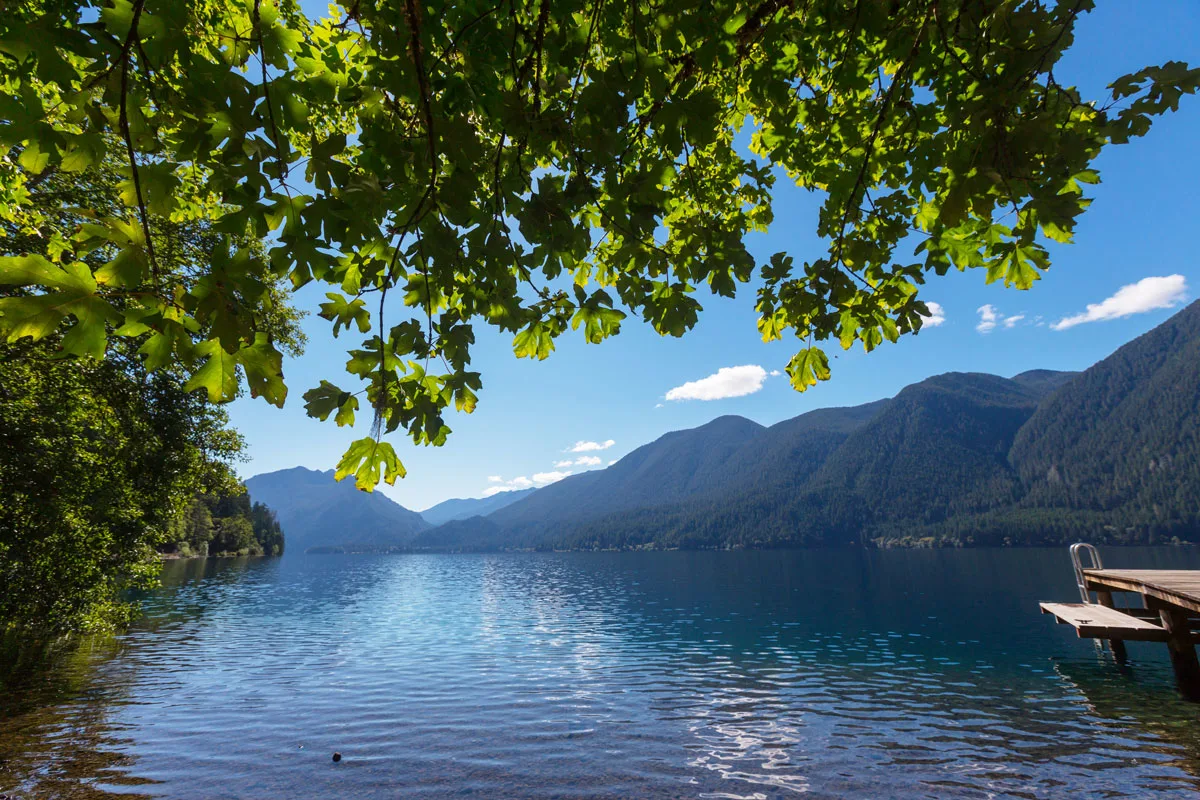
0,335,246,633
166,492,286,557
0,136,298,635
0,0,1196,487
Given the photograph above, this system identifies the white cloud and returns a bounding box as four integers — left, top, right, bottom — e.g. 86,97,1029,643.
665,364,768,402
976,305,1024,333
554,460,573,468
574,455,602,466
768,369,782,377
481,475,534,497
569,439,615,452
654,403,664,409
533,470,572,485
976,304,999,334
1051,275,1188,331
921,301,946,327
608,459,617,466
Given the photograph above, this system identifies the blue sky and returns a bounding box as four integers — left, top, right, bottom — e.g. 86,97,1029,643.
231,2,1200,511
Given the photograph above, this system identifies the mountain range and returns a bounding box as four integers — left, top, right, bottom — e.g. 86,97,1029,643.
415,299,1200,550
248,300,1200,553
419,489,537,527
243,467,430,554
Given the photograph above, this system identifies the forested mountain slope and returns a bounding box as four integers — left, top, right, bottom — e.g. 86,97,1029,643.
244,467,429,554
291,304,1200,553
1009,299,1200,539
484,415,767,530
420,488,537,526
413,303,1200,551
807,373,1041,522
416,400,896,549
512,372,1058,550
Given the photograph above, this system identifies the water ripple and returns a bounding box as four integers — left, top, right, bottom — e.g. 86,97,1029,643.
4,548,1200,798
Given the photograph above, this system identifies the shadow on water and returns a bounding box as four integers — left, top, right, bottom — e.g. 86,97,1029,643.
1051,654,1200,785
0,557,281,799
0,634,153,799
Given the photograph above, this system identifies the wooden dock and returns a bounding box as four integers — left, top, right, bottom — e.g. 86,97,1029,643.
1041,566,1200,700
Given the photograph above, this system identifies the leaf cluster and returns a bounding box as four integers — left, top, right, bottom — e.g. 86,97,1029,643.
0,0,1195,487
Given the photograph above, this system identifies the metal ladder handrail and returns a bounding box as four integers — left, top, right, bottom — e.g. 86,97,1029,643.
1070,543,1103,604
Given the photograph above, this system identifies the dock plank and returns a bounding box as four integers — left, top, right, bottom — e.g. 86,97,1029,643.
1083,570,1200,616
1039,602,1169,642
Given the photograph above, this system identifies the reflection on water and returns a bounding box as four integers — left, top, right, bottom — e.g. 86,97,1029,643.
4,548,1200,798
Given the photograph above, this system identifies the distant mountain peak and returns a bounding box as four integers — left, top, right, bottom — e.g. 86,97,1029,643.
420,487,537,526
244,467,429,554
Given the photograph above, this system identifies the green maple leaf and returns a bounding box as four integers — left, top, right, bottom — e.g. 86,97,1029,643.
0,294,72,342
787,347,830,392
513,323,555,360
57,295,120,359
184,340,239,402
238,333,287,407
303,379,357,426
570,304,625,343
0,255,96,293
334,437,405,491
319,293,371,336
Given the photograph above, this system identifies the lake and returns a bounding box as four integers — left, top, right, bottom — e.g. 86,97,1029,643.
4,547,1200,799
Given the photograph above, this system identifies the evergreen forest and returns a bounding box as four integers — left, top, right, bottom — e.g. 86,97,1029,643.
416,301,1200,552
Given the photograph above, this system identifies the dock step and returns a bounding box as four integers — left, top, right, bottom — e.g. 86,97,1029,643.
1039,602,1169,642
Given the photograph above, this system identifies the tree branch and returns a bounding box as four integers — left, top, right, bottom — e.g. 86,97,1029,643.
253,0,291,199
118,0,159,288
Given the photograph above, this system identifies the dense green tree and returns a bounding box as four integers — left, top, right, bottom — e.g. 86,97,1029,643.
169,497,215,557
0,143,300,634
210,516,256,556
250,502,286,556
1,1,1195,489
164,488,288,557
0,336,245,633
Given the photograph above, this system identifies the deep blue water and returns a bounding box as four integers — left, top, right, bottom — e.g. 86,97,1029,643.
4,547,1200,799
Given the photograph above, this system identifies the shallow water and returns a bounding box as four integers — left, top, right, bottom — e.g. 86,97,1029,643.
4,547,1200,799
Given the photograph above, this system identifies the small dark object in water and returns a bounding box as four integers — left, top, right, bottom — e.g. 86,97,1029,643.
332,752,342,762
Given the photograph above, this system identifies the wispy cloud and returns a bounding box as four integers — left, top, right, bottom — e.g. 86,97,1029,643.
977,305,1025,333
483,467,575,497
554,460,573,468
921,301,946,327
608,459,617,466
574,455,602,466
569,439,615,452
665,365,770,401
976,305,999,333
482,475,535,497
1051,275,1188,331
